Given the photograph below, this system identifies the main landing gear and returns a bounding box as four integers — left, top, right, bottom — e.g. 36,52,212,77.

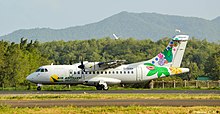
95,82,109,90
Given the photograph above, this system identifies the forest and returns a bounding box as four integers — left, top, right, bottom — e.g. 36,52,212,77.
0,37,219,87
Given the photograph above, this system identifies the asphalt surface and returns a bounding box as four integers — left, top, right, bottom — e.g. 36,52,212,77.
0,90,219,94
1,90,219,107
1,99,220,107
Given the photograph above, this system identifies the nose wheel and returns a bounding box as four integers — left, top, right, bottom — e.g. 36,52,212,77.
37,84,42,91
37,86,41,91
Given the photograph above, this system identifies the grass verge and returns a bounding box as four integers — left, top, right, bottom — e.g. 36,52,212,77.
0,93,220,100
1,84,219,91
0,105,219,114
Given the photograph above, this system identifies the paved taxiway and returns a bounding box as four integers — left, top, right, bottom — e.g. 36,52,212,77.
1,99,220,107
0,90,219,94
1,90,219,107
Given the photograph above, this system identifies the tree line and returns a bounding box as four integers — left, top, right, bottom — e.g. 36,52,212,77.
0,37,219,87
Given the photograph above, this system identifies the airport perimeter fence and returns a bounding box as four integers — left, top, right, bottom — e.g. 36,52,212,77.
150,80,220,89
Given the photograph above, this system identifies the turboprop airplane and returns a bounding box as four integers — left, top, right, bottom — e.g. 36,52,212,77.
26,34,190,91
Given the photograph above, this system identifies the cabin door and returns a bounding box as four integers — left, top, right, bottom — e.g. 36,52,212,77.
136,66,143,81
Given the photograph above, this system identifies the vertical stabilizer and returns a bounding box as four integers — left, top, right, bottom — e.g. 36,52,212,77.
171,35,189,67
137,35,189,67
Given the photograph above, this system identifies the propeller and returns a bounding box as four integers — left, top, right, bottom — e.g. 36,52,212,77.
78,56,85,72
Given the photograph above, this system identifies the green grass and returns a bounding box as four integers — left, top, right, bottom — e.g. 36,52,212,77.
1,84,219,91
0,105,219,114
0,93,220,100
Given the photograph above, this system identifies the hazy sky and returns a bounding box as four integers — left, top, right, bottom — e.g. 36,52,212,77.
0,0,219,35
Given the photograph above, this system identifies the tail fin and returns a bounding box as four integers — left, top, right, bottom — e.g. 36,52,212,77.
146,35,189,67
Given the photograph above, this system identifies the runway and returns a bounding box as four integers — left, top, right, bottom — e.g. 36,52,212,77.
0,90,219,94
1,99,220,107
0,90,219,107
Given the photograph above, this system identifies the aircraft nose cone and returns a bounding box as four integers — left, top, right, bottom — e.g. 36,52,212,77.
26,75,31,81
26,74,34,82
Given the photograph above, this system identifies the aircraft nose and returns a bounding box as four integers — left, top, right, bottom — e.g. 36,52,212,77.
26,75,31,81
26,74,34,82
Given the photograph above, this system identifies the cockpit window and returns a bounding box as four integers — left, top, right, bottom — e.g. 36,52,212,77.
36,68,48,72
36,68,41,72
40,69,45,72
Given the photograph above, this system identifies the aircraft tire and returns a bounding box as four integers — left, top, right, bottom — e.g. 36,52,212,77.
96,85,103,90
37,86,41,91
103,86,109,91
96,84,109,90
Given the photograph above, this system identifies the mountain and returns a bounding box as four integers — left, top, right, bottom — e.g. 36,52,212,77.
1,11,219,42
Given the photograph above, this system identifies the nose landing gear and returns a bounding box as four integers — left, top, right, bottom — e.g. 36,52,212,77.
37,84,42,91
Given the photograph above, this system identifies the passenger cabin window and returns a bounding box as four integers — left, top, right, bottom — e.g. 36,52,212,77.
109,71,111,74
116,71,118,74
131,71,134,74
105,71,107,74
78,71,80,74
128,71,130,74
58,77,63,79
120,71,122,74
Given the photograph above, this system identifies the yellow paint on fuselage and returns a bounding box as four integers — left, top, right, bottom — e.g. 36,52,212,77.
50,74,59,82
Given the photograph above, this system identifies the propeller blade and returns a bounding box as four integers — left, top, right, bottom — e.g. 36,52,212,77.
78,55,85,72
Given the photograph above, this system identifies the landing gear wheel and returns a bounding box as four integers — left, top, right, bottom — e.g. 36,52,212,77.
37,86,41,91
103,86,109,91
96,85,103,90
96,84,109,90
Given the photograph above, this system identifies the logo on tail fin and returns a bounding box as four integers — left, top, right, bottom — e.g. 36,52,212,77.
145,35,189,67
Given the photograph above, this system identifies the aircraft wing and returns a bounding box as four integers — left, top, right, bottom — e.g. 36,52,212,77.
82,60,126,71
97,60,126,70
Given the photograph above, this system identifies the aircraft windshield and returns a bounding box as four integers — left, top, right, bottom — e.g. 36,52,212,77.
36,68,41,72
36,68,48,72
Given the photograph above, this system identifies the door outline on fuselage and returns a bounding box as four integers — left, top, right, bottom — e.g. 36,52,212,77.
136,66,143,81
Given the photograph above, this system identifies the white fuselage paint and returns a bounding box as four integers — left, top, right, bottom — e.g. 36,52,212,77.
26,35,190,88
27,63,145,85
26,62,189,86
